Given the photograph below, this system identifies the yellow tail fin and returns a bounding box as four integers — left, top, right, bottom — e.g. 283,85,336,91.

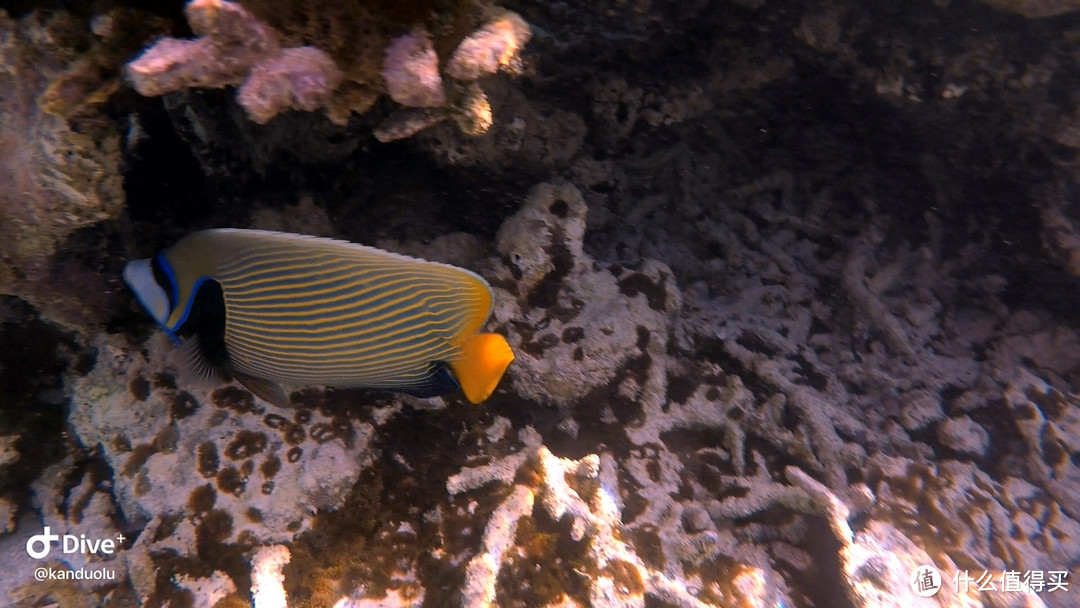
450,333,515,403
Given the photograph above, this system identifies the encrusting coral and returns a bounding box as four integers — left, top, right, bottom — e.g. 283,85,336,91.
381,26,445,109
126,0,343,125
125,0,532,138
445,9,531,82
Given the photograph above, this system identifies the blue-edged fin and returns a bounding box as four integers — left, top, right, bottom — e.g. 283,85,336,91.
392,362,462,399
233,371,291,408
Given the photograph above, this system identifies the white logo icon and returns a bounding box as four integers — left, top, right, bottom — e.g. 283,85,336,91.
911,565,942,597
25,526,60,559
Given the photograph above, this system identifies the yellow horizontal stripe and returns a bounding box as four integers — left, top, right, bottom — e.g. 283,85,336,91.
226,283,482,313
229,356,431,379
226,285,477,319
226,309,460,347
229,354,450,380
224,271,454,304
225,325,454,362
221,263,432,295
226,291,478,333
218,252,346,275
232,305,481,331
219,247,464,282
227,342,456,377
227,328,455,359
218,244,438,275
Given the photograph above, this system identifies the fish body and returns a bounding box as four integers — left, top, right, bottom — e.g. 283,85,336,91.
123,229,514,405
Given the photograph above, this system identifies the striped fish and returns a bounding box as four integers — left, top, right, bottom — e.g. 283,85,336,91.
123,229,514,406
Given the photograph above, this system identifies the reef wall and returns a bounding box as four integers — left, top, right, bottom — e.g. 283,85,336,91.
3,0,1080,606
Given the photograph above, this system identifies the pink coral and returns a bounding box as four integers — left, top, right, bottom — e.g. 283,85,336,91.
126,0,280,96
446,10,532,81
125,0,534,136
125,0,343,124
239,47,343,124
381,27,445,108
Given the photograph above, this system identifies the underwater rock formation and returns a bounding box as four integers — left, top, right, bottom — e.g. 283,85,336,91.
491,182,680,408
0,9,164,330
64,332,376,603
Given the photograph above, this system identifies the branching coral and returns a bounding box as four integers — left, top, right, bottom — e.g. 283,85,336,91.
451,428,716,608
251,545,291,608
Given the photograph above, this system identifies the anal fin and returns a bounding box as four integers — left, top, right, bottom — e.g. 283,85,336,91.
233,371,292,408
392,362,460,399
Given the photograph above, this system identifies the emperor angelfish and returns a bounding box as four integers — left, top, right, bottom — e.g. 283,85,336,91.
123,229,515,406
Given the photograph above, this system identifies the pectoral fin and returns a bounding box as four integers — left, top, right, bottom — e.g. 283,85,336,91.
233,371,291,408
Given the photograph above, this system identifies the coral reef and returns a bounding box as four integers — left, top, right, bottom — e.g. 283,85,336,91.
445,9,531,82
381,27,445,109
7,0,1080,606
453,432,715,608
57,331,380,603
490,181,680,411
126,0,532,139
72,333,376,541
127,0,343,126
